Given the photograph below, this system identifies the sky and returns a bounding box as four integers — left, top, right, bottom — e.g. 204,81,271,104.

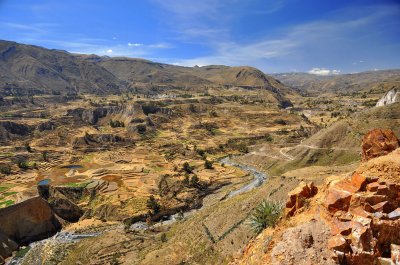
0,0,399,74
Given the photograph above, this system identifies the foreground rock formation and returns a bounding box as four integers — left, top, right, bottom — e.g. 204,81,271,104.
232,129,400,265
362,129,399,161
0,197,62,262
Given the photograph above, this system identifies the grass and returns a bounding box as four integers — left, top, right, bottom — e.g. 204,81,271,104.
0,199,14,207
62,182,89,188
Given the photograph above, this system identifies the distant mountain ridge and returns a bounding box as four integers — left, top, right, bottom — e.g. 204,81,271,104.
0,40,292,106
273,70,400,95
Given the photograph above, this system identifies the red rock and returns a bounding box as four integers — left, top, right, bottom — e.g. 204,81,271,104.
363,195,387,206
285,181,318,217
350,206,372,219
361,128,399,161
328,235,350,252
329,218,353,236
366,182,380,192
364,201,392,214
346,251,375,265
351,173,367,192
376,185,389,195
391,244,400,264
351,226,373,252
325,186,353,213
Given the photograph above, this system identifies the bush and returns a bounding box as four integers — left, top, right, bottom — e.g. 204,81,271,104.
182,162,193,173
190,175,199,187
274,119,287,125
160,233,167,243
18,161,30,170
0,165,11,175
109,119,125,128
248,200,283,234
136,124,147,134
146,195,160,214
25,143,32,152
204,160,213,169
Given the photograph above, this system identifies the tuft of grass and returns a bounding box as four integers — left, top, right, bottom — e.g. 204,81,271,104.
248,200,283,234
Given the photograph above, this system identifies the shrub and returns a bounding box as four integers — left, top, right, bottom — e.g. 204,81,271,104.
0,165,11,175
25,143,32,152
146,195,160,214
248,200,283,234
190,175,199,187
160,233,167,243
110,119,125,128
182,162,193,173
274,119,287,125
204,160,213,169
18,161,30,170
136,124,146,134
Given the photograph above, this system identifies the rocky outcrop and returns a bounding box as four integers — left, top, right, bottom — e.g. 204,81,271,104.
0,121,32,142
0,197,62,261
324,172,400,264
376,88,400,107
361,129,399,161
285,181,318,217
38,185,85,222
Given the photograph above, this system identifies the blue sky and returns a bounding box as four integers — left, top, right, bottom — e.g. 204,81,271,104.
0,0,399,74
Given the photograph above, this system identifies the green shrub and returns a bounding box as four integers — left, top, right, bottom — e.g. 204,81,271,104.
146,195,160,214
204,160,213,169
248,200,283,234
0,165,11,175
109,119,125,128
182,162,193,173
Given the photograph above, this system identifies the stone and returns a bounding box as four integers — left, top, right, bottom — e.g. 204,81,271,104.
350,173,367,192
391,244,400,264
366,182,380,192
387,208,400,220
361,129,399,161
328,218,353,236
285,181,318,217
325,186,353,213
0,197,61,260
364,201,392,214
327,235,350,252
377,257,395,265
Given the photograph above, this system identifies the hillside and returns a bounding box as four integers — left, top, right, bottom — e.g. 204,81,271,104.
0,40,293,106
273,70,400,96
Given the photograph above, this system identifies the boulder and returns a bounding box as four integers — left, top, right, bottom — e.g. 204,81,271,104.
285,181,318,217
0,197,61,260
361,129,399,161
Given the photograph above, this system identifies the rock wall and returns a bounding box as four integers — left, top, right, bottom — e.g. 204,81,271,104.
0,197,62,261
376,88,400,107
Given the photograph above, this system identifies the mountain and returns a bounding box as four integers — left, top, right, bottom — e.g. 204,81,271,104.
0,40,293,106
273,70,400,96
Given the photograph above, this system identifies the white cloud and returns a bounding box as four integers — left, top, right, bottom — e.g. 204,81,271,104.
106,49,113,53
128,42,143,47
308,68,341,76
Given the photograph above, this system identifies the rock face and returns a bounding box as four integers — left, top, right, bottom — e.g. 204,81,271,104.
361,129,399,161
376,88,400,107
324,172,400,264
285,181,318,217
38,185,85,222
0,197,62,261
